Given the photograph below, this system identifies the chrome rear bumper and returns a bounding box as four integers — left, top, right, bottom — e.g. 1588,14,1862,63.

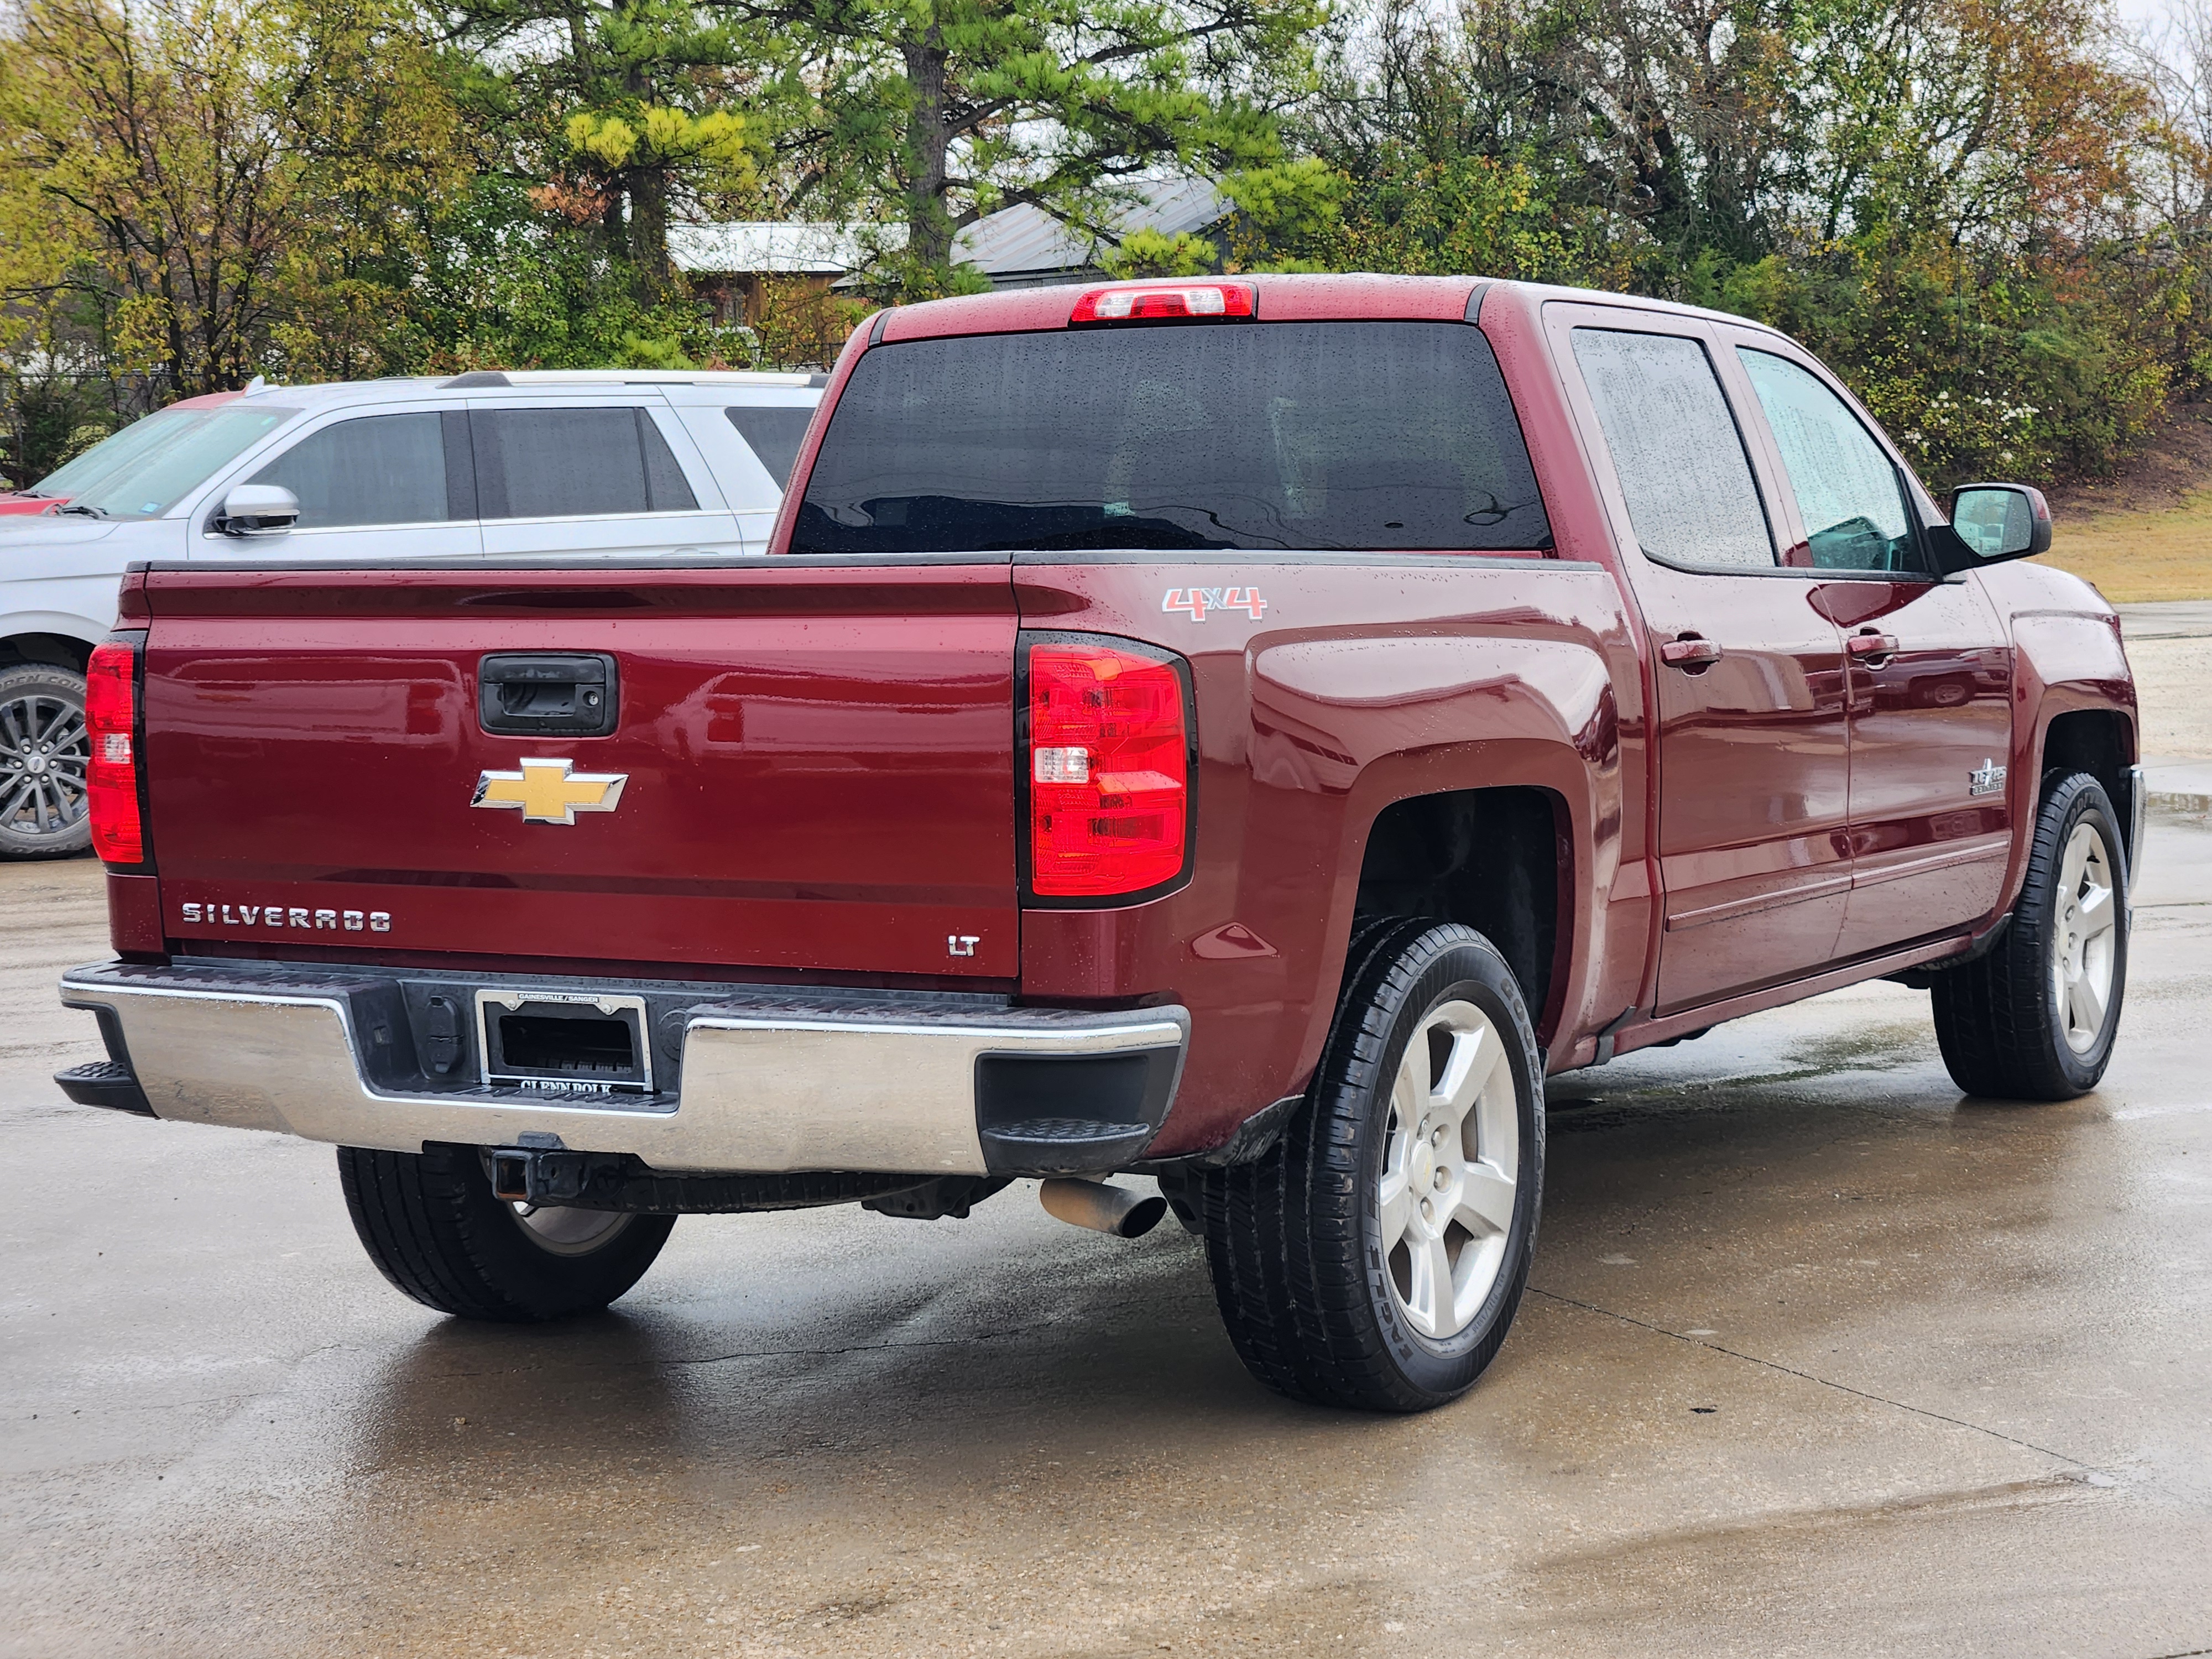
60,960,1187,1178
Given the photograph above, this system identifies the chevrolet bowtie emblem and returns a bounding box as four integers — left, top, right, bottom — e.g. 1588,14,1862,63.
471,757,628,825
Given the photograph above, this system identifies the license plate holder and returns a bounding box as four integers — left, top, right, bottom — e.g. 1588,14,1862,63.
474,989,653,1094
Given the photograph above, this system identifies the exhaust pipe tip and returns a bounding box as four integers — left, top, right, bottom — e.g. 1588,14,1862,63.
1039,1177,1168,1239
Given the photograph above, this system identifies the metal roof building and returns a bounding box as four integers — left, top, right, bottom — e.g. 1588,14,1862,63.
670,179,1230,294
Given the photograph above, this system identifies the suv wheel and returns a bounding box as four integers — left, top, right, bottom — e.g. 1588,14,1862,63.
1931,772,2129,1100
338,1142,675,1320
1201,920,1545,1412
0,663,93,860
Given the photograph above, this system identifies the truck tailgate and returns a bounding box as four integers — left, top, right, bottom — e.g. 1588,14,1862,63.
139,562,1018,978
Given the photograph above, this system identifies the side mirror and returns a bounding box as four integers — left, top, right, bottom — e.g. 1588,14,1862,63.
1931,483,2051,574
217,483,299,536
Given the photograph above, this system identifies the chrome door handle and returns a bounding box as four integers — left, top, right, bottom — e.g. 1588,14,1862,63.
1848,631,1900,659
1661,635,1722,667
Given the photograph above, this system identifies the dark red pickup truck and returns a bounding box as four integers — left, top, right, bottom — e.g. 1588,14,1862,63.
59,275,2141,1412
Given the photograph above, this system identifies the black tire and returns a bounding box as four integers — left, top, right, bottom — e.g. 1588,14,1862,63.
1932,773,2129,1100
0,662,92,860
1200,920,1545,1412
337,1142,675,1321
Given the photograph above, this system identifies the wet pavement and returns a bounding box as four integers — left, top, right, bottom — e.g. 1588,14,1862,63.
4,826,2211,1659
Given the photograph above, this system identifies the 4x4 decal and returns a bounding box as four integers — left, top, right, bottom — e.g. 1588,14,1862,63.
1163,586,1267,622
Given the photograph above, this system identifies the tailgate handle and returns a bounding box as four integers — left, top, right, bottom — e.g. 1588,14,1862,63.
478,653,619,737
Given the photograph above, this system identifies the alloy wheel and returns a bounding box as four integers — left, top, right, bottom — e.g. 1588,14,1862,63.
2052,820,2119,1055
0,687,90,843
1377,998,1520,1339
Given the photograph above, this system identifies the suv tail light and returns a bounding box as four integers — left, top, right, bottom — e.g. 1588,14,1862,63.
86,636,148,867
1070,281,1256,324
1024,637,1193,900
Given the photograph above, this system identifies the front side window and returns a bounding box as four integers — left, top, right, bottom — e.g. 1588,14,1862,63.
792,321,1551,554
32,403,297,520
473,406,700,520
1571,328,1775,572
249,413,449,528
1737,349,1917,572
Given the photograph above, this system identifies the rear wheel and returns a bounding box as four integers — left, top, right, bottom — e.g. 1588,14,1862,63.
1931,773,2128,1100
0,664,92,860
338,1142,674,1320
1201,920,1544,1412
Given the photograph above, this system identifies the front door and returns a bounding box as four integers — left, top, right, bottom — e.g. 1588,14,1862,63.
200,406,483,562
1553,309,1853,1013
1723,338,2015,957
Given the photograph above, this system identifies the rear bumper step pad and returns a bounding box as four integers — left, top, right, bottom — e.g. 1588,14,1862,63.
54,1059,155,1117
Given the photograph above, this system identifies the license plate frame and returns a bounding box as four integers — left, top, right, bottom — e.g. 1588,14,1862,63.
474,989,654,1095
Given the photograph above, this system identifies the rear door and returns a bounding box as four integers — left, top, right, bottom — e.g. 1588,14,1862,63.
1722,332,2014,956
144,561,1019,978
1550,305,1853,1013
471,397,743,559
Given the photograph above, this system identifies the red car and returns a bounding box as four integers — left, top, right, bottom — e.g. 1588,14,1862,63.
58,276,2136,1412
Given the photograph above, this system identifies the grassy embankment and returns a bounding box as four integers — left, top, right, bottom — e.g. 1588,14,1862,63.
2038,494,2212,602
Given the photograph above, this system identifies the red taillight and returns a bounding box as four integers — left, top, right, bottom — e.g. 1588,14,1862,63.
1026,639,1191,898
85,639,144,865
1070,281,1256,324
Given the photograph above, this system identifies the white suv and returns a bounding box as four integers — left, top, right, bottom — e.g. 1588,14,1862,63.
0,368,822,859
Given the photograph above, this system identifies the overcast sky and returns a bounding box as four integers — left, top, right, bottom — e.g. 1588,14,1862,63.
2120,0,2192,38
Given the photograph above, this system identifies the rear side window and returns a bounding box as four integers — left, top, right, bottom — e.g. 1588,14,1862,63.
726,406,813,486
792,321,1550,554
249,413,451,528
1571,329,1775,572
473,407,700,519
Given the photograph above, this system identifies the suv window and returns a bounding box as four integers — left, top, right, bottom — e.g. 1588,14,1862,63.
1737,349,1917,572
473,406,700,520
792,321,1550,554
1571,328,1775,572
249,412,453,528
726,406,813,486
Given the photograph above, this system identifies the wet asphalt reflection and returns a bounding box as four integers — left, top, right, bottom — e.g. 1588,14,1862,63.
4,822,2210,1657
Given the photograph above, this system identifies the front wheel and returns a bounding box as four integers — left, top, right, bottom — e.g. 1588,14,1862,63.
338,1142,675,1321
0,663,92,860
1201,921,1545,1412
1931,772,2129,1100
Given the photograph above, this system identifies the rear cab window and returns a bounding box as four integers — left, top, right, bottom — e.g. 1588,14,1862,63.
792,321,1550,554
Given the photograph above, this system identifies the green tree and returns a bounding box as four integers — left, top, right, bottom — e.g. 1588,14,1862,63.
0,0,465,396
721,0,1322,296
446,0,765,302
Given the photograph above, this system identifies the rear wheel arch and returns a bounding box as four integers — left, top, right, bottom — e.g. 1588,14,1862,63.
1350,785,1571,1044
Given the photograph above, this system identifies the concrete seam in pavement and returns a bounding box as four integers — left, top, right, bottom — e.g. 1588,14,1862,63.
405,1328,1039,1383
1528,1287,2102,1474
